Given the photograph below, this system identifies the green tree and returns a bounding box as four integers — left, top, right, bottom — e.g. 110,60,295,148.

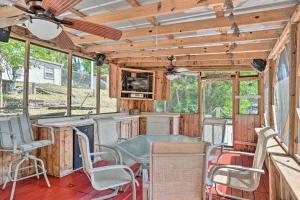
0,39,25,107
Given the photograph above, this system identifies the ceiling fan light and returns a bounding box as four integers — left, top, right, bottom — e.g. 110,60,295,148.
25,18,62,40
166,74,178,81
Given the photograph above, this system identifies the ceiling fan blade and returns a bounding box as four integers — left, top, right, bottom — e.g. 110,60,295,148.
0,15,28,28
42,0,81,16
63,17,122,41
54,30,75,49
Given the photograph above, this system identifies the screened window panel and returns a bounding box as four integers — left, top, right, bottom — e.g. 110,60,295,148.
100,65,117,113
166,75,199,113
274,49,289,145
0,39,25,115
264,70,269,126
28,45,68,116
239,80,259,115
71,56,96,115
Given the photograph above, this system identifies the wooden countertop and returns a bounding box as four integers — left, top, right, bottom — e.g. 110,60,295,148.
38,119,94,128
37,112,180,128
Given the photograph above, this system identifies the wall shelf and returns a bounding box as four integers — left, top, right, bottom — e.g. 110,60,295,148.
119,68,155,100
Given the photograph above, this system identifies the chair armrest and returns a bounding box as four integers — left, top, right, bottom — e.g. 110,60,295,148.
209,164,265,179
117,138,128,142
89,165,139,187
208,143,227,154
89,152,118,163
96,144,123,164
220,150,255,157
32,124,55,144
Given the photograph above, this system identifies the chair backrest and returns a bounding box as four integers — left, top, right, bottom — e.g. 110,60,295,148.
0,119,13,149
150,142,210,200
146,116,170,135
76,130,94,175
10,114,34,145
202,118,227,145
96,118,119,146
251,127,276,187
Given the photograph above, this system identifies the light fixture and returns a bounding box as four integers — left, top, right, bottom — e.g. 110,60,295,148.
166,74,178,80
25,18,62,40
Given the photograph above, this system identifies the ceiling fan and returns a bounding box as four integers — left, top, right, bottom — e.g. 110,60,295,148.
0,0,122,49
165,55,199,80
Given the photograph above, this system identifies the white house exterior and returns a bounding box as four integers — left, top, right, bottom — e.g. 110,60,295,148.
2,57,63,86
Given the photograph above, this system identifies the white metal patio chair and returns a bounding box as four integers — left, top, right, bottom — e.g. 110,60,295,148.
208,127,276,200
201,118,227,163
143,141,210,200
0,114,54,200
74,127,138,200
95,118,135,166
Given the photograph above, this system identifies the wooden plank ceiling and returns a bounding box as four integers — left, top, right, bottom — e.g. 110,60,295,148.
1,0,298,71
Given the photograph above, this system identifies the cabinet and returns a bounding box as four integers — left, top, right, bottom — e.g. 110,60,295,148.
38,127,73,177
117,117,140,138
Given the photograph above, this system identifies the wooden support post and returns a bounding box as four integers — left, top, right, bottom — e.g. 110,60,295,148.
96,64,101,114
258,73,264,126
268,59,275,129
23,40,30,114
233,72,239,150
67,51,72,116
288,23,297,155
295,23,300,155
198,74,203,137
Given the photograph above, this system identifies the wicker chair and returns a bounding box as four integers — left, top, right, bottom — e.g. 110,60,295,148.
74,127,138,200
208,127,276,200
0,114,53,200
143,141,210,200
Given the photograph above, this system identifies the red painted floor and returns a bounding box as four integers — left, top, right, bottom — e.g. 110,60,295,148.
0,154,269,200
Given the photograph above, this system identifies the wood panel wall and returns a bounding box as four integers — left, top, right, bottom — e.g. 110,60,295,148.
179,114,200,137
119,100,155,112
234,115,260,152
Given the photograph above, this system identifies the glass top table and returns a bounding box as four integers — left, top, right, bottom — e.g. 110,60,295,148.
116,135,199,165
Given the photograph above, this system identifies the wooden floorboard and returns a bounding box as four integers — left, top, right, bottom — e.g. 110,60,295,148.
0,155,269,200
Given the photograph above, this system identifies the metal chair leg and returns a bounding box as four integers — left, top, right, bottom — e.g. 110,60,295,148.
34,156,51,187
34,159,40,180
132,179,137,200
2,160,13,190
10,159,26,200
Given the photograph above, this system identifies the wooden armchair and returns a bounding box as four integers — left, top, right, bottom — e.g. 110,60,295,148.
144,141,210,200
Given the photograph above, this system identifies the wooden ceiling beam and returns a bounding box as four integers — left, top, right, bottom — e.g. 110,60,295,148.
76,0,233,26
123,60,251,67
85,29,281,52
108,42,274,58
72,7,293,44
125,0,160,26
138,65,254,72
269,3,300,59
112,52,269,63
